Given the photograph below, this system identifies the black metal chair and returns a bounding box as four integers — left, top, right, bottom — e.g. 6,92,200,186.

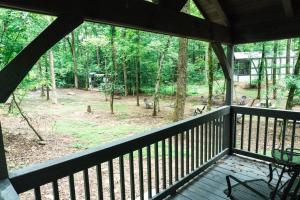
224,148,300,200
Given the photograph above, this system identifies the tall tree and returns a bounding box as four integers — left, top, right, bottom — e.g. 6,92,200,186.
153,37,171,116
286,39,291,75
70,31,79,89
121,29,128,96
110,26,117,114
135,31,141,106
49,50,57,104
207,43,213,111
272,41,278,99
286,42,300,110
173,1,189,122
257,43,266,100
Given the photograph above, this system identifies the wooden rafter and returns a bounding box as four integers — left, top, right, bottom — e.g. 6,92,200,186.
159,0,188,11
0,16,83,103
0,0,231,43
232,17,300,44
211,43,232,80
282,0,294,18
193,0,230,26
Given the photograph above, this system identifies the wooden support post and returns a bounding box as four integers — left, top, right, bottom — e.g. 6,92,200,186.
223,45,234,153
0,123,8,180
226,45,234,105
0,16,83,103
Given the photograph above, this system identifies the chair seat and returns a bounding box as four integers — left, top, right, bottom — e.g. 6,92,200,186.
224,179,281,200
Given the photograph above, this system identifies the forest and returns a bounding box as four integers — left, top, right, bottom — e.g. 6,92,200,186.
0,3,300,170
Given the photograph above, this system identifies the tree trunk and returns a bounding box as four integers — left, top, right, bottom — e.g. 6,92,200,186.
136,31,141,106
286,46,300,110
173,1,189,122
96,46,100,68
207,43,213,111
286,39,291,75
272,41,278,99
71,31,79,89
110,26,117,114
265,57,269,108
49,50,57,104
121,30,128,96
38,60,45,97
153,37,171,116
257,43,266,100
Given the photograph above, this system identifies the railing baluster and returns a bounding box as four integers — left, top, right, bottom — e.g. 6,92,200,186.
34,187,41,200
155,142,159,193
108,160,115,200
168,137,172,185
186,130,189,174
272,118,278,151
221,116,227,150
180,132,184,178
162,140,166,189
219,117,223,152
129,152,135,200
208,121,212,159
138,149,144,200
96,164,103,200
196,126,199,168
205,123,208,162
256,116,260,153
69,174,76,200
216,118,219,154
248,115,253,152
263,117,269,155
281,119,287,159
83,169,90,200
212,120,215,157
200,124,204,165
52,180,59,200
291,120,296,152
175,134,178,181
233,113,237,149
241,114,245,150
191,127,194,171
147,146,152,198
119,156,126,200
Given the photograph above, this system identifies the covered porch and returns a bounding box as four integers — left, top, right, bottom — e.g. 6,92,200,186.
0,0,300,199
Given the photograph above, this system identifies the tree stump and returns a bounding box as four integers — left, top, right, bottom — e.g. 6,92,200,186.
87,105,92,113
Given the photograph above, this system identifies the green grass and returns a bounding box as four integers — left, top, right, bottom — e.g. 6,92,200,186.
53,119,148,148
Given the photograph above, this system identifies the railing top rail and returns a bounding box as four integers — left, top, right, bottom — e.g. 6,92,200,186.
231,106,300,121
10,106,230,193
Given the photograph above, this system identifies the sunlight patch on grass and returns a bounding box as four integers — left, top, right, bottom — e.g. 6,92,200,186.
53,119,147,148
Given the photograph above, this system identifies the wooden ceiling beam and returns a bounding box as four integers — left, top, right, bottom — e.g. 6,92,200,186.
0,0,231,43
192,0,230,26
282,0,294,18
232,17,300,44
158,0,188,12
0,16,83,103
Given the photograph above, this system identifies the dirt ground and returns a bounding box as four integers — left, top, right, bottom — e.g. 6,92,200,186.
0,88,212,170
0,87,299,200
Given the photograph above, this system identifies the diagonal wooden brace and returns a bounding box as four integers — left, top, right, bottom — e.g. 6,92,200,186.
0,16,83,103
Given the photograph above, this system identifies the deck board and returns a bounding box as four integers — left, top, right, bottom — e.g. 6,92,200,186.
169,155,289,200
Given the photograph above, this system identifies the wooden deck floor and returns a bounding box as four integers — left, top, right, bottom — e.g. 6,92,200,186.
168,155,287,200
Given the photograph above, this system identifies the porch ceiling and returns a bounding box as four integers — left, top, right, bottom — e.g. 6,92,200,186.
0,0,300,44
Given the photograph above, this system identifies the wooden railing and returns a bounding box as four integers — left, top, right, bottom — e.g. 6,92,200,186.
231,106,300,162
9,106,230,200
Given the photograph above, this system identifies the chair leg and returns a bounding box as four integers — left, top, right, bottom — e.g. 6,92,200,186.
281,171,299,200
272,166,286,199
226,176,232,197
268,163,273,183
